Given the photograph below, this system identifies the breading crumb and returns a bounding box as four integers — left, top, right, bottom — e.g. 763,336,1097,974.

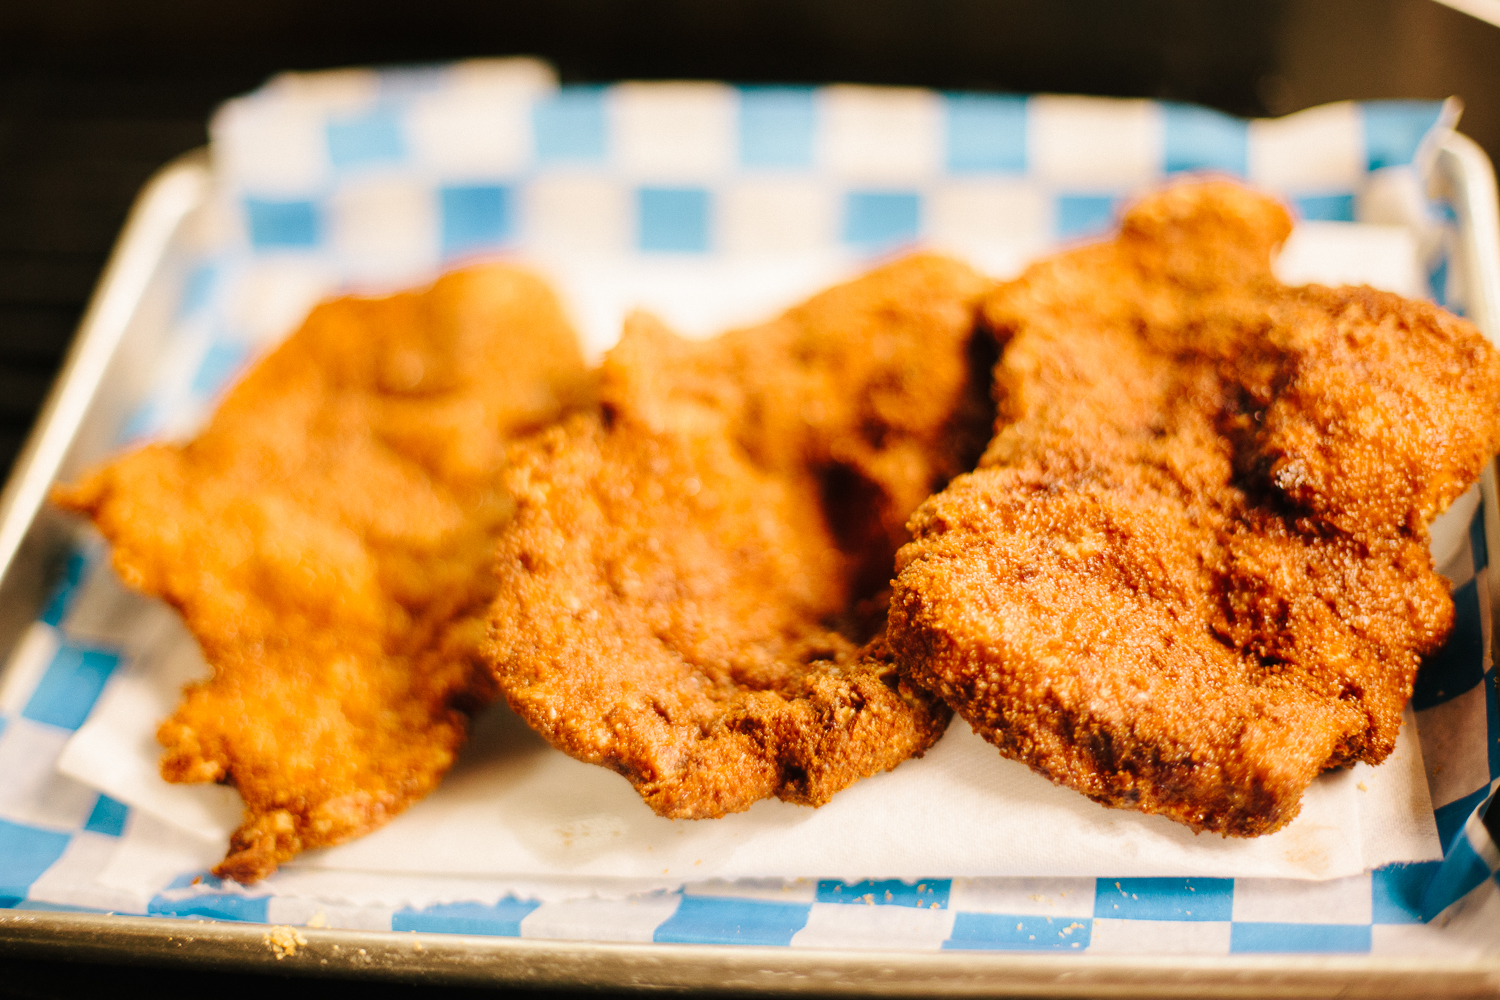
263,925,307,960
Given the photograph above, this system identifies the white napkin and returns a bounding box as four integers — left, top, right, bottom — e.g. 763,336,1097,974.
56,224,1445,898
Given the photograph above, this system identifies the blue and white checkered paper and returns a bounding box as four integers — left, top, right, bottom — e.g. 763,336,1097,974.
1,61,1495,955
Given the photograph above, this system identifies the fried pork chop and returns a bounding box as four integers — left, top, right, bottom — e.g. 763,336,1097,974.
487,255,996,817
53,265,588,881
889,181,1500,836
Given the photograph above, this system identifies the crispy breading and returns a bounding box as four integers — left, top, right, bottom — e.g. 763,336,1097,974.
889,181,1500,836
52,265,588,882
486,255,996,817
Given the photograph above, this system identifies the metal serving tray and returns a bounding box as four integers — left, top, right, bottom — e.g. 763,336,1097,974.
0,136,1497,997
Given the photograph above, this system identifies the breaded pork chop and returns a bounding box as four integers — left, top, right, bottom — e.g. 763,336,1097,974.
53,265,588,881
487,255,996,817
890,181,1500,837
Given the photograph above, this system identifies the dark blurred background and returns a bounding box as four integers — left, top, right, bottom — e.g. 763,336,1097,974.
2,0,1499,484
2,1,1500,994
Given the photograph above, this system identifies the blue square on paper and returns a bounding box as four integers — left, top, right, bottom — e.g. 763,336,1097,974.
1371,862,1441,924
13,900,121,914
0,819,71,898
739,87,816,168
392,898,541,935
1434,785,1490,853
115,402,160,446
1056,195,1118,240
1413,577,1485,710
843,191,920,249
245,198,320,249
1294,194,1356,223
1230,922,1370,954
39,550,88,627
945,913,1092,951
83,794,130,838
190,340,249,398
148,893,270,923
638,187,710,253
1419,830,1495,921
945,93,1026,173
1429,255,1452,308
22,643,120,731
327,110,406,169
177,264,216,319
1364,102,1445,171
534,87,608,163
816,878,951,909
1163,103,1248,176
653,896,810,946
441,184,513,256
1093,877,1233,921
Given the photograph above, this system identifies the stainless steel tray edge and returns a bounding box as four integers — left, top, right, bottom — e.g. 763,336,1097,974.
1437,132,1500,342
1438,135,1500,709
2,910,1499,997
0,150,211,657
1,137,1497,996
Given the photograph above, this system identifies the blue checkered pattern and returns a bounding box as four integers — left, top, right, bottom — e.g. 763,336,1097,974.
212,80,1453,267
1,63,1494,954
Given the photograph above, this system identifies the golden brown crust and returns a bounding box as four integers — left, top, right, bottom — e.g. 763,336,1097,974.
889,180,1500,837
51,265,589,881
486,254,995,817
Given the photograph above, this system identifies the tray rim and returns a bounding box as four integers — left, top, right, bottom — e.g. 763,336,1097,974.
2,908,1499,996
0,135,1497,996
0,149,210,589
